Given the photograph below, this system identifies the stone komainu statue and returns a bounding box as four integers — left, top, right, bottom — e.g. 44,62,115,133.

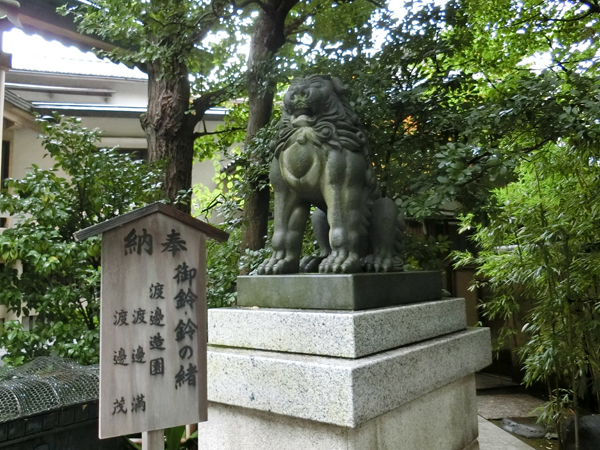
257,75,404,274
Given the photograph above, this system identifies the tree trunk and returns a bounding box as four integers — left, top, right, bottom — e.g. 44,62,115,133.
240,18,275,254
141,59,196,214
240,0,299,261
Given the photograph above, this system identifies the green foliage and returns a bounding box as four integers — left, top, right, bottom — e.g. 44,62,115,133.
348,0,600,433
194,2,464,273
454,143,600,424
62,0,242,89
194,101,278,218
294,1,600,289
165,426,186,450
309,2,491,219
0,116,162,366
285,0,379,66
124,427,199,449
65,0,379,106
205,229,241,308
190,215,271,308
193,180,271,308
306,1,600,221
403,233,451,271
462,0,600,74
204,101,282,206
192,101,282,305
295,3,600,428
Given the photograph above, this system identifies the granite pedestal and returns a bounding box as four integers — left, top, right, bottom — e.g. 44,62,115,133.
199,275,492,450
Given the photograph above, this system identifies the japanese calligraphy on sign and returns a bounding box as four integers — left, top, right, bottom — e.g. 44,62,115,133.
82,204,228,439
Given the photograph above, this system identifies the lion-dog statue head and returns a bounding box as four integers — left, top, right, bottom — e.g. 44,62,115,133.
258,75,403,274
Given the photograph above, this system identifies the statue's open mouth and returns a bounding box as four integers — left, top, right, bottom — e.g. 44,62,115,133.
293,107,312,116
290,108,316,127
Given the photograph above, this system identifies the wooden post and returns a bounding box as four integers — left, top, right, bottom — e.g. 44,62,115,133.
185,423,197,439
142,430,163,450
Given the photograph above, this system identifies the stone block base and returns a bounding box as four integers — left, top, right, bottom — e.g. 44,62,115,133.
237,271,441,310
198,374,479,450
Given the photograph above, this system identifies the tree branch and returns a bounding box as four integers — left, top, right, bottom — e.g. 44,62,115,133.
283,4,325,37
512,0,600,28
193,127,245,140
232,0,268,11
456,138,553,188
192,6,228,43
143,13,167,28
277,0,301,16
466,151,492,167
540,10,595,23
188,87,236,131
192,88,229,115
580,0,600,14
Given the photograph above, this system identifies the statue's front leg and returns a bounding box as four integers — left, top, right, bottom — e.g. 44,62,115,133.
257,160,310,275
319,152,367,274
318,188,363,273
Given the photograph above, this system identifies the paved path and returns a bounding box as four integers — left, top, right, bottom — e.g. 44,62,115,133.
478,416,536,450
478,394,545,420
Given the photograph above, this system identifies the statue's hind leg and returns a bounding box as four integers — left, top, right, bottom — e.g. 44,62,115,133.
365,197,404,272
299,208,331,272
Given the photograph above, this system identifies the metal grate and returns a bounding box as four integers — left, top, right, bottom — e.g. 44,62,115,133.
0,357,99,423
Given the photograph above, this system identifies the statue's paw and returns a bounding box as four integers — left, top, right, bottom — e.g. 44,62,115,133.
273,259,294,274
339,253,361,273
364,253,403,272
375,256,393,273
256,251,301,274
318,254,335,273
300,255,326,273
319,251,361,273
263,257,299,275
256,257,275,275
362,254,375,272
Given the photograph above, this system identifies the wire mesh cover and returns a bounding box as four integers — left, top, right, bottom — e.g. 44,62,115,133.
0,357,98,423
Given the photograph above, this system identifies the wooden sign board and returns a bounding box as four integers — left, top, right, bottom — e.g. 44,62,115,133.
75,203,228,439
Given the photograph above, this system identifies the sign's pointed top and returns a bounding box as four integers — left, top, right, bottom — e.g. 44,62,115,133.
74,202,229,243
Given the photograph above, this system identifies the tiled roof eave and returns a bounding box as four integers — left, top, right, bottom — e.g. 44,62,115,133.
4,90,33,113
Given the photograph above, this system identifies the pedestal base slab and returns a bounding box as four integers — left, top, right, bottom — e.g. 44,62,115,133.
198,374,479,450
208,298,467,358
207,328,491,427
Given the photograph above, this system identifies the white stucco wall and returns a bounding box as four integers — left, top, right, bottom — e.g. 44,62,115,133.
2,117,224,224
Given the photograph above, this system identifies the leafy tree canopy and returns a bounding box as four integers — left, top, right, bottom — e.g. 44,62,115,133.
303,0,600,224
63,0,240,89
461,0,600,74
0,116,162,365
